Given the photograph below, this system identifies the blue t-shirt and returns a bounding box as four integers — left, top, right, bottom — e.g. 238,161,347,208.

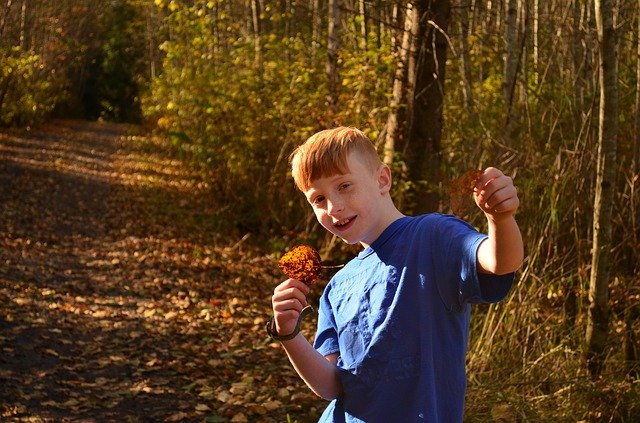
313,214,514,422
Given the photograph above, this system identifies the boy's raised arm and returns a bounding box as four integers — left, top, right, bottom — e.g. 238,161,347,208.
474,167,524,275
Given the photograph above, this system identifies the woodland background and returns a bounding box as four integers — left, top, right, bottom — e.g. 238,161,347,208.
1,0,639,421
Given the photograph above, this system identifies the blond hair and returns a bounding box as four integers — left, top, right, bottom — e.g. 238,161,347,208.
290,127,383,192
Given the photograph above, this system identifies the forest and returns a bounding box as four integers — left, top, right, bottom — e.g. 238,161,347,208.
0,0,639,421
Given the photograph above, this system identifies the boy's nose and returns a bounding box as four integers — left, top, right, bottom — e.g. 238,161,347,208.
327,199,344,215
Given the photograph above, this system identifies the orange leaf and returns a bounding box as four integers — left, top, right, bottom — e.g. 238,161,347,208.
278,245,322,285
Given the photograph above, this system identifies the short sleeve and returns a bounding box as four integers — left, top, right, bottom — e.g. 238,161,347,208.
433,215,514,310
476,271,514,303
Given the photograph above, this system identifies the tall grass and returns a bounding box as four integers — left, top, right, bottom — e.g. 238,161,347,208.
446,85,640,421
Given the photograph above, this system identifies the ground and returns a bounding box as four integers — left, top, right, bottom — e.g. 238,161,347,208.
0,120,325,422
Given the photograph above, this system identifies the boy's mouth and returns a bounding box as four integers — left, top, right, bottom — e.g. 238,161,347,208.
334,216,356,231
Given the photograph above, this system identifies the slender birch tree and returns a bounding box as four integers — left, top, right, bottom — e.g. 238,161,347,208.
635,0,640,173
251,0,262,69
503,0,519,135
383,1,417,166
458,0,473,112
585,0,619,378
327,0,341,113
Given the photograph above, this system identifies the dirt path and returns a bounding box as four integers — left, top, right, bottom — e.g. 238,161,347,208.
0,121,324,422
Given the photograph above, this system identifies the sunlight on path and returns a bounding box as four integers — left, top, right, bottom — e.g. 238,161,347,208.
0,120,207,191
0,120,322,422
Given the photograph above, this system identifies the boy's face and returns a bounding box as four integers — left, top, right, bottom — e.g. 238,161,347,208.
303,151,390,247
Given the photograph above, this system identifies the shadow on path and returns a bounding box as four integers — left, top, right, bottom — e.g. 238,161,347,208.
0,120,323,422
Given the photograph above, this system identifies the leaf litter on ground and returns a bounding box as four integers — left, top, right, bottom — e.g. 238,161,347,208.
0,120,324,422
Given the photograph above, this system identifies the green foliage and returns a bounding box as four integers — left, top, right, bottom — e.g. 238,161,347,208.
0,0,149,125
0,47,66,126
143,0,395,237
84,0,144,122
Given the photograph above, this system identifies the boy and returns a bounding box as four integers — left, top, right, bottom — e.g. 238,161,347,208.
270,127,523,422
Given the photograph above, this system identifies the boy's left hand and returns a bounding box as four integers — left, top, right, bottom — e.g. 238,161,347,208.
474,167,519,220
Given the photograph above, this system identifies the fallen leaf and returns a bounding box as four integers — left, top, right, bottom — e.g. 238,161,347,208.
166,412,189,422
231,413,248,422
195,403,211,412
263,400,282,411
44,348,59,357
216,390,232,403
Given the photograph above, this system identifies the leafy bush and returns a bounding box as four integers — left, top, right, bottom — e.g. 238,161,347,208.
143,1,395,238
0,47,66,127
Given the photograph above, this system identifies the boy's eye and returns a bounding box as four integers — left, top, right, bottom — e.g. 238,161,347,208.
313,196,326,205
339,183,351,190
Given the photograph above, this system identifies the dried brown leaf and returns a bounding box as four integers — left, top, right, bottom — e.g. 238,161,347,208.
448,169,484,216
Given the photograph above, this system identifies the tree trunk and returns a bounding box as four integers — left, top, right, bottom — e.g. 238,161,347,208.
390,2,400,52
145,2,159,80
383,1,417,166
282,0,291,46
503,0,519,133
458,0,473,111
585,0,618,378
358,0,367,49
0,0,13,39
572,0,585,130
517,0,527,106
532,0,539,86
375,0,382,50
327,0,341,113
635,0,640,173
251,0,262,69
312,0,321,59
403,0,450,213
18,0,25,50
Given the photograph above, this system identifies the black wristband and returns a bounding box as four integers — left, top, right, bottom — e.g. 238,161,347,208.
266,305,314,341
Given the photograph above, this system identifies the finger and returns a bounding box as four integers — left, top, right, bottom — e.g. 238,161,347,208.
273,282,308,298
274,278,310,295
481,191,513,213
475,167,503,190
482,186,520,214
489,195,520,214
272,281,309,307
477,175,513,204
482,174,511,194
272,288,308,308
484,183,516,205
273,297,306,314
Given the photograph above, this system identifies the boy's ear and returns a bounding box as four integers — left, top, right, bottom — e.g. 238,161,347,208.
377,164,392,194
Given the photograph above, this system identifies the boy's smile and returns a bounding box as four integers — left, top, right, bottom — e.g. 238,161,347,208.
334,216,355,229
333,215,357,233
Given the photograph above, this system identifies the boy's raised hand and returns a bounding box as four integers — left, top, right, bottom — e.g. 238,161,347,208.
474,167,519,220
272,278,310,336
